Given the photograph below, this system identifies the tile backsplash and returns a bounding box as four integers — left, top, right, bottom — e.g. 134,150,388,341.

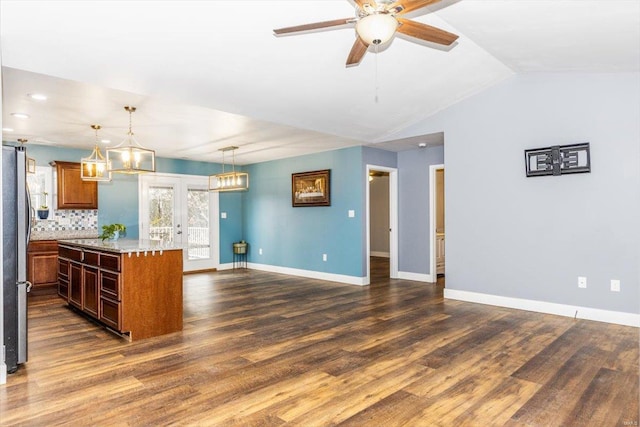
31,209,98,232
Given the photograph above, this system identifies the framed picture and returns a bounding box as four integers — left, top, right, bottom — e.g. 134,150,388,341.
292,169,330,207
26,157,36,174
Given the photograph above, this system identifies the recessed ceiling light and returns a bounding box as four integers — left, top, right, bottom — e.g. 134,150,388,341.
11,112,30,119
28,93,47,101
100,139,111,144
2,127,14,132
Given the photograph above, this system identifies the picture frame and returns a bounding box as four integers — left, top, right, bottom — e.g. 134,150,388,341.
292,169,330,207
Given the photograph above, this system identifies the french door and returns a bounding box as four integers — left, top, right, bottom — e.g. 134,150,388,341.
139,174,219,272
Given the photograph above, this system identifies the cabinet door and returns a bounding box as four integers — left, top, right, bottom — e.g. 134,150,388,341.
28,240,59,293
82,266,99,318
57,258,70,301
99,297,121,331
69,261,83,309
53,161,98,209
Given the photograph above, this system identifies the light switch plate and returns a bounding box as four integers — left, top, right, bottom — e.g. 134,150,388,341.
348,210,355,218
221,212,227,219
611,279,621,292
578,276,587,288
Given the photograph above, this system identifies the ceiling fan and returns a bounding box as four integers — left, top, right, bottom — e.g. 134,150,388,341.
273,0,459,67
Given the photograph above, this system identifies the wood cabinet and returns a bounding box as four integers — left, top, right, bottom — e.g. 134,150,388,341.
57,243,183,340
27,240,59,295
51,161,98,209
436,233,445,275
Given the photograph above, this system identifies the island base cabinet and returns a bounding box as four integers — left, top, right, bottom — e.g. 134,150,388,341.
57,242,183,341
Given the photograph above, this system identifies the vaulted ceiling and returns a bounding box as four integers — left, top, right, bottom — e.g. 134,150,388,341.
1,1,638,165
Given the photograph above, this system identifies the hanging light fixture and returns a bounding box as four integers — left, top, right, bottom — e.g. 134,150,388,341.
209,146,249,192
106,106,155,174
81,124,112,182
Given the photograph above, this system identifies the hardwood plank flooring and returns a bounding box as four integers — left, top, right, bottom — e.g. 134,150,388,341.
1,259,637,426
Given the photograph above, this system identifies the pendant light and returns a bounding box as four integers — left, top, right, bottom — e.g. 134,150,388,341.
106,106,155,174
209,146,249,192
81,125,112,181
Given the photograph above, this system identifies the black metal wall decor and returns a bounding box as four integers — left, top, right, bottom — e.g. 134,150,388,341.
525,142,591,177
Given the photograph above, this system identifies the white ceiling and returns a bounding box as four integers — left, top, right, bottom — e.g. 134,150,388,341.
1,0,638,165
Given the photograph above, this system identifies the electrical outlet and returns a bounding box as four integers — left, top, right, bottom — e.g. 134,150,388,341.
259,248,263,255
322,254,327,262
578,276,587,288
611,279,621,292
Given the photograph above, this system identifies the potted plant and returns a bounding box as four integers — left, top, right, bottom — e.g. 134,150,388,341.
37,192,49,219
99,223,127,241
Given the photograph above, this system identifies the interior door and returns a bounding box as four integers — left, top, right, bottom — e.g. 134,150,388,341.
139,174,218,272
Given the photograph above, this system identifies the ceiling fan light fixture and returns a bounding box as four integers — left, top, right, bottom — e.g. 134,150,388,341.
356,13,398,45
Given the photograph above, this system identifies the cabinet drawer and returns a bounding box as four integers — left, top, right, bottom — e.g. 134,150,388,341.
100,270,121,301
58,279,69,301
83,251,99,267
99,253,120,272
59,245,83,262
99,297,121,331
58,258,69,280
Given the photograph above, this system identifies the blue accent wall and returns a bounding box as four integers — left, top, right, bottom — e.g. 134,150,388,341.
243,146,364,277
23,145,243,256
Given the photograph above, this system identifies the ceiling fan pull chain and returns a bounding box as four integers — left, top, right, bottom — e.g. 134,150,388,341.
374,43,379,103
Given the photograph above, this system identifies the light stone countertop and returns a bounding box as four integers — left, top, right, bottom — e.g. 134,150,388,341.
58,238,185,254
30,229,99,241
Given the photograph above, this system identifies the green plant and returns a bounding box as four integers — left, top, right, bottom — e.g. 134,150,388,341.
40,191,49,210
99,223,126,241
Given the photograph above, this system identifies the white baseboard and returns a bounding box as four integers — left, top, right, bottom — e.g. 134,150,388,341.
397,271,434,283
1,353,6,384
216,263,234,271
370,251,390,258
444,289,640,327
248,262,367,286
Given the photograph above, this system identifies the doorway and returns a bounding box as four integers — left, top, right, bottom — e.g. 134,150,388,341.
139,173,219,272
365,164,398,285
429,164,445,284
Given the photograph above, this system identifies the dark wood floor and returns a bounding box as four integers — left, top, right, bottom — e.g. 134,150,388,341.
1,259,637,426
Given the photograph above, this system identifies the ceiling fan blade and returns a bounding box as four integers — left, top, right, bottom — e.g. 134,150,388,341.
274,18,354,35
391,0,442,15
346,36,369,67
396,18,458,45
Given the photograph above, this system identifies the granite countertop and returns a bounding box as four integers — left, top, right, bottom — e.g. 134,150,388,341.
30,230,99,241
57,238,185,254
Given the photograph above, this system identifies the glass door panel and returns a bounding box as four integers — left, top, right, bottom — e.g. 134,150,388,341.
148,185,175,244
186,188,210,261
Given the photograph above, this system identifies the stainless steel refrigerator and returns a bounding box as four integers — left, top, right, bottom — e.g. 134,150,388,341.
2,145,31,373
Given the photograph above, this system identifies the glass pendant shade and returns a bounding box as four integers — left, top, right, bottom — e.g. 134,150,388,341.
106,106,156,174
82,125,112,181
356,13,398,45
209,146,249,192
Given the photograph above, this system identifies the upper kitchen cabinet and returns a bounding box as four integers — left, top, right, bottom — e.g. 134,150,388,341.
51,161,98,209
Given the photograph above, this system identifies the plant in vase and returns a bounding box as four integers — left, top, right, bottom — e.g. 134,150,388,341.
37,191,49,219
99,223,127,241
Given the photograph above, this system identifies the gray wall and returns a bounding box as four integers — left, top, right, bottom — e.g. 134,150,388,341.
370,175,390,255
398,145,445,275
390,73,640,314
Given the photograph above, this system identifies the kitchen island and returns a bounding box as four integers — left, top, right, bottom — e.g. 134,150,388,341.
57,238,184,341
